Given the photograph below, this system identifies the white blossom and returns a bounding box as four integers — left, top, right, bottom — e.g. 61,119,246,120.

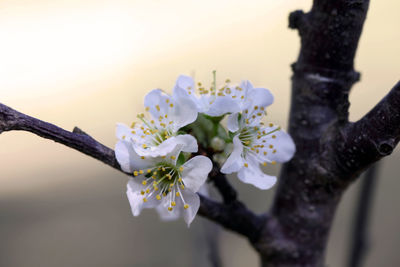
115,140,212,226
173,75,241,116
221,81,295,190
116,89,198,158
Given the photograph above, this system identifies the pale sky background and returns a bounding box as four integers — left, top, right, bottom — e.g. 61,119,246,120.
0,0,399,266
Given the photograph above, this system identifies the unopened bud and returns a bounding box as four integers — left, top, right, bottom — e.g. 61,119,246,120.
210,137,225,151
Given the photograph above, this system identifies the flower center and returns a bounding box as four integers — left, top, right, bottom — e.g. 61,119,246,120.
135,162,190,211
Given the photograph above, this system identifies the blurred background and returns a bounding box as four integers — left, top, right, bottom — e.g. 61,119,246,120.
1,0,399,266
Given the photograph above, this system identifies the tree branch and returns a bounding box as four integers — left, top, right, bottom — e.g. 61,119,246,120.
0,103,120,170
337,81,400,178
0,102,261,239
198,194,265,242
347,163,379,267
198,145,238,204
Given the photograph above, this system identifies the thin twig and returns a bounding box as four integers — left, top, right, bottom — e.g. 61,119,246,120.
347,163,380,267
0,102,263,239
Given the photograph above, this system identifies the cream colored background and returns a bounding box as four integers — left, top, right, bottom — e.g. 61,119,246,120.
0,0,399,266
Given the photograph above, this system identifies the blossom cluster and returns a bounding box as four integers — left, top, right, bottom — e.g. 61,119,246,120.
115,73,295,226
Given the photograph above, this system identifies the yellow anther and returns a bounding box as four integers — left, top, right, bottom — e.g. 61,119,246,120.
146,189,150,193
244,109,248,114
271,161,277,165
140,190,145,195
180,185,185,190
150,120,155,124
147,169,152,173
142,180,147,185
232,95,237,98
170,183,174,187
142,144,147,148
153,181,157,185
171,201,176,207
264,151,267,156
244,163,249,168
269,123,274,127
246,119,249,124
145,107,150,111
169,121,173,125
178,178,183,182
241,95,244,99
153,171,157,175
254,105,259,110
272,135,276,139
130,122,136,128
166,99,170,103
131,130,136,134
176,192,180,197
168,207,173,211
179,166,184,172
143,198,147,202
263,162,268,166
273,149,277,154
184,204,189,209
269,145,274,149
257,113,262,116
141,156,145,159
162,167,166,171
156,105,160,111
169,103,174,108
225,79,231,83
154,186,159,191
197,82,202,86
161,156,166,159
164,114,168,118
156,195,161,200
170,156,176,160
252,115,256,119
122,135,126,140
139,170,144,174
134,171,139,176
162,192,167,197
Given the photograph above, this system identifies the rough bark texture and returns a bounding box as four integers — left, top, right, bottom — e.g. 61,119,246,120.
254,0,399,266
1,0,399,266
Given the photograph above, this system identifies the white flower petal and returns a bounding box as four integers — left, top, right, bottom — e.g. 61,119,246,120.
205,96,240,117
174,75,194,91
181,155,212,193
133,136,180,157
144,89,170,118
262,130,295,163
221,135,244,174
115,141,150,173
156,196,181,221
181,189,200,226
237,156,277,190
126,177,159,216
227,113,240,132
116,123,133,140
175,134,198,153
169,96,198,131
249,87,274,108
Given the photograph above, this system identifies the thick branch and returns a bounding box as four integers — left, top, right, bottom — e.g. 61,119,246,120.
0,102,261,239
337,81,400,178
